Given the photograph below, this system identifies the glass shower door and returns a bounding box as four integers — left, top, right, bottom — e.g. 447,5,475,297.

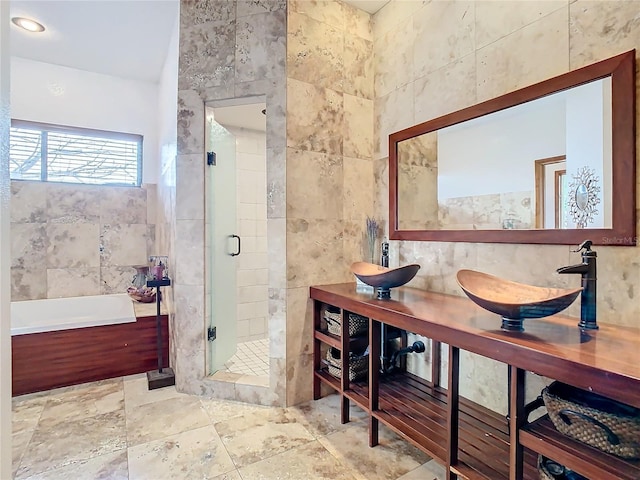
206,109,238,373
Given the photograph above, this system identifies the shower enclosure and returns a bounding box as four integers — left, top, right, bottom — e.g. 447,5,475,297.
205,99,269,376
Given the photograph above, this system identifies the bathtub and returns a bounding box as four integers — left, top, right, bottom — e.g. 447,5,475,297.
11,294,136,335
11,294,169,396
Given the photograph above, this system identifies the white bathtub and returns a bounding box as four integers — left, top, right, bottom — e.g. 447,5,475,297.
11,294,137,336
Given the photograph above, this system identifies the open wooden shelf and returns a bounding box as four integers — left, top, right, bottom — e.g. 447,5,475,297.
345,380,369,410
374,373,538,480
314,330,369,350
314,368,341,392
520,415,640,480
314,330,342,349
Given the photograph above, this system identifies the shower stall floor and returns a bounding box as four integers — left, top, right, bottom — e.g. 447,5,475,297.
223,338,269,377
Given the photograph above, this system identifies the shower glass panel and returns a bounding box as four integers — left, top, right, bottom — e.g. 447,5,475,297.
206,108,238,373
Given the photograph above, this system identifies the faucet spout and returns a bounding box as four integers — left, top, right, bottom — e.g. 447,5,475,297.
556,263,589,275
557,240,597,330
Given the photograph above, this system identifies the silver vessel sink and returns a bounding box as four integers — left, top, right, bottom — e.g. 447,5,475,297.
456,269,582,331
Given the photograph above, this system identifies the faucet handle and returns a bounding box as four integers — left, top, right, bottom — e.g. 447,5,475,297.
573,239,593,253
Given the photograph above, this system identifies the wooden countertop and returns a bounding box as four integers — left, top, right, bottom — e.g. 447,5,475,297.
310,283,640,408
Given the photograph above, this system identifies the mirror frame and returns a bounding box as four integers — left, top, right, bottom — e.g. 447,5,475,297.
389,50,636,245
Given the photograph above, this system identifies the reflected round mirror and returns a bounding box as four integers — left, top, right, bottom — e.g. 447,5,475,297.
575,184,589,210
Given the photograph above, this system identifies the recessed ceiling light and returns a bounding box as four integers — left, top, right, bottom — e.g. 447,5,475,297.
11,17,46,33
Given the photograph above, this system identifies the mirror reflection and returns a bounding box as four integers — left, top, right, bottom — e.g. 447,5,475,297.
397,78,612,231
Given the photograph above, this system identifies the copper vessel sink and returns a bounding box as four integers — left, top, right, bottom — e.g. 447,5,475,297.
456,269,582,331
351,262,420,299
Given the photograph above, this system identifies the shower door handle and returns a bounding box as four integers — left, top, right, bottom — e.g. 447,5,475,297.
230,234,241,256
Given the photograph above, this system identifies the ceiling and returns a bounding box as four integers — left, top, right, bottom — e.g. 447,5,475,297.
9,0,179,83
342,0,390,14
9,0,387,84
213,102,267,133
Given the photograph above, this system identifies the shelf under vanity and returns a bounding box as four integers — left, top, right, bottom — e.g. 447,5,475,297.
310,283,640,480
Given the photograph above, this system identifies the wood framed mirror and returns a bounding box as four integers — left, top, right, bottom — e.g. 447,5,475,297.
389,50,636,245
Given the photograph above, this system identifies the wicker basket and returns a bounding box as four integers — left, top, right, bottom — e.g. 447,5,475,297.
325,347,368,381
542,381,640,459
324,309,368,337
537,456,587,480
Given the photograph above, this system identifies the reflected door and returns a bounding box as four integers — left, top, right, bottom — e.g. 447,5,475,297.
207,110,238,373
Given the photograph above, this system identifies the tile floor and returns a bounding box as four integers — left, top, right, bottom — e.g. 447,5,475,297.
11,375,447,480
223,339,270,377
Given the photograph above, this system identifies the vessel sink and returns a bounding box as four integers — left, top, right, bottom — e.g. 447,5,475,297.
456,269,582,331
351,262,420,299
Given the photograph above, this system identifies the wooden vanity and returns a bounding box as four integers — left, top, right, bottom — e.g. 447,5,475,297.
310,283,640,480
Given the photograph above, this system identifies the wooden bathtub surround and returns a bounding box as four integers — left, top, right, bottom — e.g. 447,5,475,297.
310,283,640,480
12,308,169,396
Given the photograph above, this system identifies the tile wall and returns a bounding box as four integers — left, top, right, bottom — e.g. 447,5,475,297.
373,0,640,414
10,181,156,301
285,0,375,405
230,126,269,343
175,0,286,405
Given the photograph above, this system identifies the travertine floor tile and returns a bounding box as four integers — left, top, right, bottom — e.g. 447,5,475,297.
396,459,447,480
214,407,316,467
199,396,269,424
123,375,186,412
317,422,430,480
16,449,128,480
128,426,235,480
15,410,127,479
12,376,446,480
237,441,357,480
289,394,369,438
39,378,124,424
212,471,243,480
12,431,33,479
125,395,211,446
12,396,47,435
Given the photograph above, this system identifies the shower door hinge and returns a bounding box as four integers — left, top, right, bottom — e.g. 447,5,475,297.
207,326,217,341
207,151,216,166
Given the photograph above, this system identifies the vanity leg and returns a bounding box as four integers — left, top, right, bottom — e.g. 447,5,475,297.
446,346,460,480
341,396,349,424
340,309,350,424
369,319,381,447
313,301,322,400
431,339,441,387
509,366,525,480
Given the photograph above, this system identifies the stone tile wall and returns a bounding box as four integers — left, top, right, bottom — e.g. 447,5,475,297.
373,0,640,414
10,181,156,301
176,0,286,405
230,127,269,344
285,0,375,405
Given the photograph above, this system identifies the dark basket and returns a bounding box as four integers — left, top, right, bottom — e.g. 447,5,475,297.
537,456,587,480
325,347,368,382
324,309,368,337
542,381,640,459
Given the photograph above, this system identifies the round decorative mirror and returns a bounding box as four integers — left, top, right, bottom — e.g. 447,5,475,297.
567,167,600,228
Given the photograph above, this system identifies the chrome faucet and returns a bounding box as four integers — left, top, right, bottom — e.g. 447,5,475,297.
556,240,597,330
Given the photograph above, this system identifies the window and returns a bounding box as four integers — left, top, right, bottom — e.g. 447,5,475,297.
10,120,142,186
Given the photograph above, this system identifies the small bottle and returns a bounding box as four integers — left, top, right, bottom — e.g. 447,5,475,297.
152,262,164,280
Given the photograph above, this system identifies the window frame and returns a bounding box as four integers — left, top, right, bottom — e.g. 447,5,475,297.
10,119,143,186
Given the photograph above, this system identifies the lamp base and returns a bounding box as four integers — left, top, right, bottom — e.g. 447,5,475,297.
147,368,175,390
